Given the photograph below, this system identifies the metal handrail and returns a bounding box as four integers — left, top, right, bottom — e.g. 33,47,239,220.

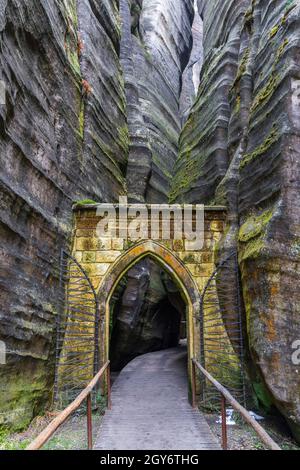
191,358,281,451
26,357,280,450
26,361,111,450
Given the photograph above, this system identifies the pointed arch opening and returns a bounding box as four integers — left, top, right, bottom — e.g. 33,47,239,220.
97,241,200,390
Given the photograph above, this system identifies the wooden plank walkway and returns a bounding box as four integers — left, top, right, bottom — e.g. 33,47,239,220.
94,345,220,450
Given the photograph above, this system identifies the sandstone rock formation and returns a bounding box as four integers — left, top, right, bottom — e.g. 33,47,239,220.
0,0,127,429
172,0,300,441
0,0,299,444
120,0,194,202
179,0,203,123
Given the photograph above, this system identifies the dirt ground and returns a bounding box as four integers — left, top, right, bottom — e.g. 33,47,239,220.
0,411,103,450
1,409,299,450
204,412,300,450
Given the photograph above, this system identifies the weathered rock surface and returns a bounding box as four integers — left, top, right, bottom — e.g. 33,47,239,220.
236,1,300,442
0,0,299,443
120,0,194,203
171,0,248,204
174,0,300,441
179,0,203,123
0,0,127,429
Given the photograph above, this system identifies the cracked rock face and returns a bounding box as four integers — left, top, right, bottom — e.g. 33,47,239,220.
180,0,203,123
120,0,194,203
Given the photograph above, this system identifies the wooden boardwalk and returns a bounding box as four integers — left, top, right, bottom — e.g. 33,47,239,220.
94,345,220,450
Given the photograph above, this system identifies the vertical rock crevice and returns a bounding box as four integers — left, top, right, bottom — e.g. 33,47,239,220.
179,0,203,125
120,0,195,203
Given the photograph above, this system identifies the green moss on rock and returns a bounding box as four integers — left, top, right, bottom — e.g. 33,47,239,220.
0,359,52,432
269,25,279,39
238,208,274,262
118,125,130,151
240,125,278,169
62,0,81,76
253,381,273,410
231,48,250,91
275,39,289,64
74,199,98,206
239,209,274,242
250,73,282,113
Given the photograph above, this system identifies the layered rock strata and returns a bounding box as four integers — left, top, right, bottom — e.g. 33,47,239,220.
120,0,194,202
0,0,127,429
174,0,300,441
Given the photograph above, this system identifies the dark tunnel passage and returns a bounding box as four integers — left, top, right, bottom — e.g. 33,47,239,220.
109,256,187,371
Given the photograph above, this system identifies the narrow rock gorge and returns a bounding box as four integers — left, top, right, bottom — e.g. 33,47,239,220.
0,0,299,444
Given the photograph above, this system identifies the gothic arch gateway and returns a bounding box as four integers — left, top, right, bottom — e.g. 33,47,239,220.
98,240,201,376
67,203,227,390
55,204,236,396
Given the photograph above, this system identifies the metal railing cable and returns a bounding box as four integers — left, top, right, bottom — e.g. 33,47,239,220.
198,250,248,411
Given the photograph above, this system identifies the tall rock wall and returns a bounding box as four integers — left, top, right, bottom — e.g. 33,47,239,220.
120,0,194,203
0,0,299,443
170,0,248,203
175,0,300,441
0,0,197,431
0,0,127,429
179,0,203,123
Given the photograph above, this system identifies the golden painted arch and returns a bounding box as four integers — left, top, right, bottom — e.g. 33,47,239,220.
65,204,227,395
71,204,227,370
54,205,229,404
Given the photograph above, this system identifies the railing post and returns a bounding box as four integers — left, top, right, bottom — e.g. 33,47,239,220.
87,393,92,450
107,363,111,410
221,395,228,450
191,359,197,408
